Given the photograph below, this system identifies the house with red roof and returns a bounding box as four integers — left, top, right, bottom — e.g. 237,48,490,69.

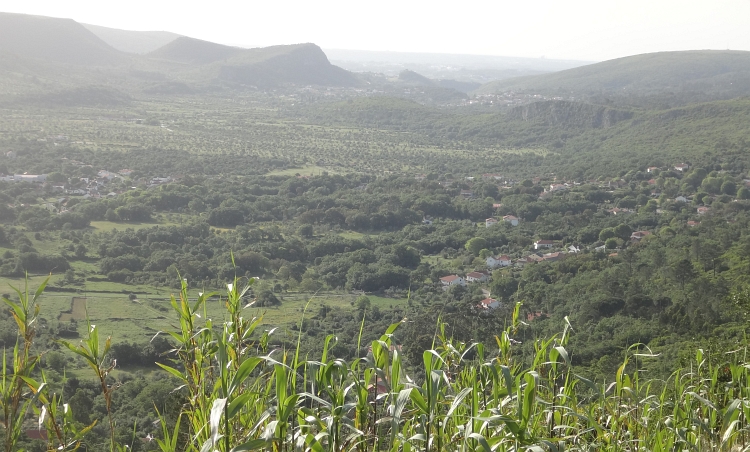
466,271,490,283
478,298,500,310
439,275,465,288
486,255,511,269
542,252,565,262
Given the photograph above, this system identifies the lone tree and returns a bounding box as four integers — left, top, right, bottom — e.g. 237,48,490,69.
465,237,488,256
673,259,696,290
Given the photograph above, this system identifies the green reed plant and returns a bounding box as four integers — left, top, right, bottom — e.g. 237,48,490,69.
5,272,750,451
1,277,48,452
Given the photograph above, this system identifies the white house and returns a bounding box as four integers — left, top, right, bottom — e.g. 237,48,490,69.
13,174,47,183
675,196,688,203
549,184,567,192
486,255,512,269
646,166,659,173
534,240,555,250
502,215,519,226
674,163,690,172
466,271,490,283
697,206,710,215
485,218,498,228
440,275,465,288
478,298,500,310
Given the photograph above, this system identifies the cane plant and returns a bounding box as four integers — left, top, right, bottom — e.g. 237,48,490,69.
5,272,750,451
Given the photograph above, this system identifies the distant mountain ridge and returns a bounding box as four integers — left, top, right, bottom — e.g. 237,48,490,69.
5,11,750,108
476,50,750,100
0,12,125,65
82,23,181,54
0,12,360,94
211,43,358,88
148,36,243,65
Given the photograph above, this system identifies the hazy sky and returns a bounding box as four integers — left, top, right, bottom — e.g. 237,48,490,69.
1,0,749,61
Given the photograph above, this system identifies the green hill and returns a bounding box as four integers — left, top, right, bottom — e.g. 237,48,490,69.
147,39,357,87
301,94,750,178
208,43,359,88
0,12,126,65
82,23,181,54
476,50,750,103
147,36,243,65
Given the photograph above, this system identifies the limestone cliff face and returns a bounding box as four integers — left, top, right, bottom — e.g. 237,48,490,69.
508,100,633,128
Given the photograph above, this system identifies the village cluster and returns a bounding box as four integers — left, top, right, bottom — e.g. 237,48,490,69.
0,154,175,214
429,162,743,311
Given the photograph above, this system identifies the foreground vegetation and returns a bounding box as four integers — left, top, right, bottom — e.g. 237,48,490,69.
3,277,750,451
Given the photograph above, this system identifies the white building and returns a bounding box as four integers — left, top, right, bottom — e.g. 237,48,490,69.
439,275,465,288
478,298,500,310
486,255,512,269
13,174,47,183
502,215,519,226
534,240,555,250
466,271,489,283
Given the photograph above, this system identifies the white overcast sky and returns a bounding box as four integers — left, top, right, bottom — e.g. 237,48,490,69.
1,0,749,61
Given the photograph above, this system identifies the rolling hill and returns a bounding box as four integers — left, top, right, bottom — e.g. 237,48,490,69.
82,23,181,54
199,43,359,88
476,50,750,102
300,93,750,178
0,12,126,65
147,36,243,65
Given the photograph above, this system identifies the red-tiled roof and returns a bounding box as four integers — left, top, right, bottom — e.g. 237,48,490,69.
479,298,497,307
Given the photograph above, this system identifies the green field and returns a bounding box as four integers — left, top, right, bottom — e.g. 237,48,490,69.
6,283,408,345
